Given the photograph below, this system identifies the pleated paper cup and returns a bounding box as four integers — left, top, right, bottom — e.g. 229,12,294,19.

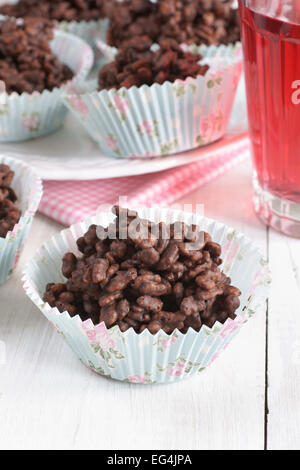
57,17,108,67
96,39,117,63
0,29,94,142
0,155,42,285
63,42,243,159
57,18,108,69
22,207,270,384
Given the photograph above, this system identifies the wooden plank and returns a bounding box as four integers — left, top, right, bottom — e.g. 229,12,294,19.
267,230,300,450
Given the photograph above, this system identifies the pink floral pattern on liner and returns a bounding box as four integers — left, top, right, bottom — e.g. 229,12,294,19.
219,317,244,339
22,113,40,132
128,374,147,384
104,134,120,155
68,95,89,118
161,336,177,351
107,92,129,121
166,362,189,377
142,120,153,133
81,321,124,369
137,119,159,138
114,94,129,114
123,372,155,384
157,356,201,377
153,332,178,352
81,322,116,351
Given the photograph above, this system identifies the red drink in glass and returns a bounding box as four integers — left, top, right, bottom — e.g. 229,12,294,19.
239,0,300,237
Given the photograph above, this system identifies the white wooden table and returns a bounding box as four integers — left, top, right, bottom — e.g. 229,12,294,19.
0,158,299,450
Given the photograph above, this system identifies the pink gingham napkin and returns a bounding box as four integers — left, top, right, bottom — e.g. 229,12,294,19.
39,134,250,226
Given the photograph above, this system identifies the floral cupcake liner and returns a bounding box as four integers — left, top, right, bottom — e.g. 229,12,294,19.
22,207,271,384
0,155,43,285
63,42,243,159
0,29,94,142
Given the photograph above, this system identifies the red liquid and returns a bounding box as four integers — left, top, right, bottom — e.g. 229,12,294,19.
239,0,300,203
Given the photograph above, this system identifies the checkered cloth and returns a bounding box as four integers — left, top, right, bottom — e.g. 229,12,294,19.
39,134,250,226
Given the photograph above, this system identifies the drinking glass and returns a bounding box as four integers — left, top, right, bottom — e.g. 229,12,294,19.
239,0,300,237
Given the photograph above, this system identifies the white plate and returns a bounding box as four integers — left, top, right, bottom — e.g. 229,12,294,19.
0,78,247,180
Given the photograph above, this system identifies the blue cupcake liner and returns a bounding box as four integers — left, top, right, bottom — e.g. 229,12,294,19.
57,18,108,52
63,43,243,159
0,29,94,142
0,155,43,285
23,207,271,384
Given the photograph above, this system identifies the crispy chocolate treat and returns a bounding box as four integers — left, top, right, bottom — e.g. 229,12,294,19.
106,0,160,48
0,0,108,22
0,18,74,94
158,0,240,46
98,38,209,90
0,164,21,238
107,0,240,49
43,207,241,334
